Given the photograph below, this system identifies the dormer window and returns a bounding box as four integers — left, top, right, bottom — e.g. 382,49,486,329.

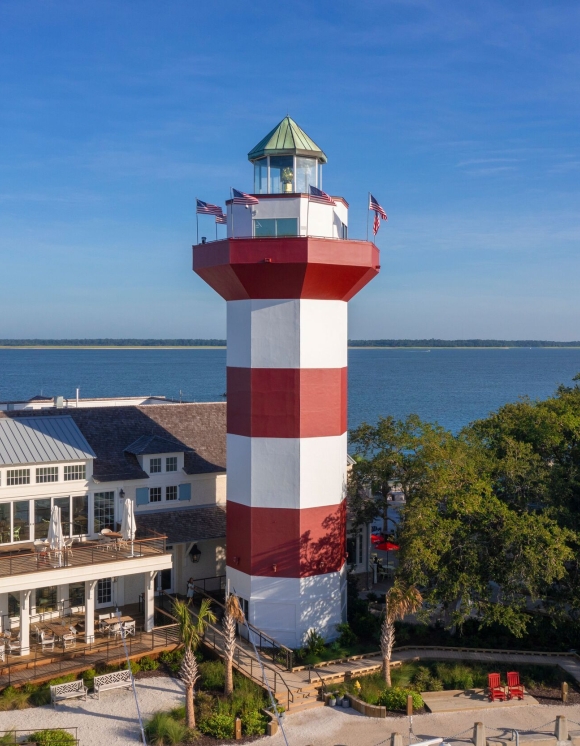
150,458,162,474
166,457,177,472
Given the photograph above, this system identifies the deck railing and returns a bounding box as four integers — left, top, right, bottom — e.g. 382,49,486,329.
0,624,179,687
0,530,167,578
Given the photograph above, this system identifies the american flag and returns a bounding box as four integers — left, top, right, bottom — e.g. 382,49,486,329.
369,194,387,220
373,212,380,236
309,185,336,205
215,213,227,224
196,198,223,216
232,188,259,205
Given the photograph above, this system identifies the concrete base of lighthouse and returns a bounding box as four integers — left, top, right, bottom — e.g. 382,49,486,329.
226,565,347,649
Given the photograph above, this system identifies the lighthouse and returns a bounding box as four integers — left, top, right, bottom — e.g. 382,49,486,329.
193,117,379,648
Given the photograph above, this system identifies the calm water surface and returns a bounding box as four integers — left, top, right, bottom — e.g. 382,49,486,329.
1,348,579,433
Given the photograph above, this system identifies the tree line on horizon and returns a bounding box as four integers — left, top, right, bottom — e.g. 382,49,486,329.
1,338,579,348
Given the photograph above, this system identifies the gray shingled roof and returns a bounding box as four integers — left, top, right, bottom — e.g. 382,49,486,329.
125,435,184,456
0,403,226,482
0,416,96,466
136,505,226,544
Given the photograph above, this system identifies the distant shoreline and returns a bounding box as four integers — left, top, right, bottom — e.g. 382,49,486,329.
1,345,580,350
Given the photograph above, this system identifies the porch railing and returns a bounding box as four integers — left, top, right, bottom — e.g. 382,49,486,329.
0,624,179,687
0,530,167,578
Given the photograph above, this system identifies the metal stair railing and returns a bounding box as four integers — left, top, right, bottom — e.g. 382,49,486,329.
192,585,294,670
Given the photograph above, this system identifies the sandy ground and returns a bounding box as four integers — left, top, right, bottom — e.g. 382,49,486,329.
263,703,580,746
0,676,184,745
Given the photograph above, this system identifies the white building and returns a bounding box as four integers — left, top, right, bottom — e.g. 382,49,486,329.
0,399,226,654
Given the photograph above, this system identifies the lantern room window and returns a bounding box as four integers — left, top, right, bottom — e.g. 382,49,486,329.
253,155,322,194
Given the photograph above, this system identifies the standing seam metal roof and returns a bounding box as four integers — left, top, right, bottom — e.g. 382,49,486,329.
247,116,327,163
0,416,96,466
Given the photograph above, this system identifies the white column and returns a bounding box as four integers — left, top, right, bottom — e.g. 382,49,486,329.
19,590,31,656
57,584,69,616
85,580,97,644
144,571,157,632
0,593,8,632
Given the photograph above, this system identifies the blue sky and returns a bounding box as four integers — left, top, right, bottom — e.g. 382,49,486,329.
1,0,579,340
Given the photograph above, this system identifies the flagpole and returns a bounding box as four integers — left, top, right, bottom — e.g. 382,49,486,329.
215,219,218,241
366,192,370,242
230,188,234,239
306,193,310,237
196,197,199,245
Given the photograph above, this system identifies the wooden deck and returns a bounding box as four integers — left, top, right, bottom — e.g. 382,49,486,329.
422,688,539,713
0,607,180,689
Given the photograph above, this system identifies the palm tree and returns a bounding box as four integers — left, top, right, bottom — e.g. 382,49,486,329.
223,593,245,695
173,597,216,728
381,584,422,686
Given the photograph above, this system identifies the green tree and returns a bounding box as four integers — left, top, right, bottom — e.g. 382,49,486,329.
381,584,422,685
173,598,217,728
223,594,245,696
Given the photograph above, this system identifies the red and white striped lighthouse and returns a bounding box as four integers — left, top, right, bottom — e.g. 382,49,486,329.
193,117,379,647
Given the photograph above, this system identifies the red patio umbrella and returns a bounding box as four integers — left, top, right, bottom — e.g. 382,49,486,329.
375,541,400,552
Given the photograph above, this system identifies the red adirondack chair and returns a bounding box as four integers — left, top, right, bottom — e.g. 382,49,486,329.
488,673,507,701
507,671,525,700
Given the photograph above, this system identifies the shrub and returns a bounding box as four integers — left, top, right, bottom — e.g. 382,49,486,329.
241,710,267,736
198,713,235,739
82,669,97,688
139,656,159,671
378,687,423,711
0,686,30,710
336,622,357,647
199,660,225,691
304,629,325,656
159,649,184,674
0,731,16,745
29,730,76,746
145,711,190,746
194,692,214,722
412,666,432,691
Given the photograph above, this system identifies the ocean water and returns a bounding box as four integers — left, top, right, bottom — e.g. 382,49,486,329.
1,347,579,433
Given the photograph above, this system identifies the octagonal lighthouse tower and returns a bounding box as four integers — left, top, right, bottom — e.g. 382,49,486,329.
193,117,379,647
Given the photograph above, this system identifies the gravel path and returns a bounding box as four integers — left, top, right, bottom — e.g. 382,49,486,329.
0,676,184,745
262,702,580,746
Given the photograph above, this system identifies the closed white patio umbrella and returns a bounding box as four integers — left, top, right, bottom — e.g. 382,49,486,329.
121,497,137,557
47,506,65,566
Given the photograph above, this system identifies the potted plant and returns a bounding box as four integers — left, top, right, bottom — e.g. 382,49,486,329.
327,692,336,707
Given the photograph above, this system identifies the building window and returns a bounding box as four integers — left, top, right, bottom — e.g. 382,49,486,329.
166,457,177,472
97,578,112,606
149,487,162,503
7,469,30,486
13,501,29,541
64,464,86,481
0,503,10,544
150,458,161,474
36,466,58,483
253,217,298,238
69,582,85,608
166,485,177,501
34,498,51,540
94,491,115,533
36,586,57,613
72,495,89,536
269,155,293,193
295,156,318,193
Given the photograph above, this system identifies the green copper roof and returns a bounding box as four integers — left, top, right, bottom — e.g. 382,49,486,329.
248,116,327,164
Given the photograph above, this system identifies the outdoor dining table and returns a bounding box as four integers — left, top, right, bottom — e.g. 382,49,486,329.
101,615,134,627
42,622,77,640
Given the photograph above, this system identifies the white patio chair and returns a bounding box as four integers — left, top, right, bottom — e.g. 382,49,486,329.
62,634,76,649
0,644,5,662
122,621,136,637
40,630,55,651
8,639,21,655
107,622,121,638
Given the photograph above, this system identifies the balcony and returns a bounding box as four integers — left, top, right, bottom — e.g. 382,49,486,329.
0,528,167,581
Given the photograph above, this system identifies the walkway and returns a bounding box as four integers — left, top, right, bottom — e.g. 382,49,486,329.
0,675,184,746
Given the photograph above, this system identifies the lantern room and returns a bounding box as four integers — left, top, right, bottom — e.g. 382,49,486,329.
248,117,327,195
